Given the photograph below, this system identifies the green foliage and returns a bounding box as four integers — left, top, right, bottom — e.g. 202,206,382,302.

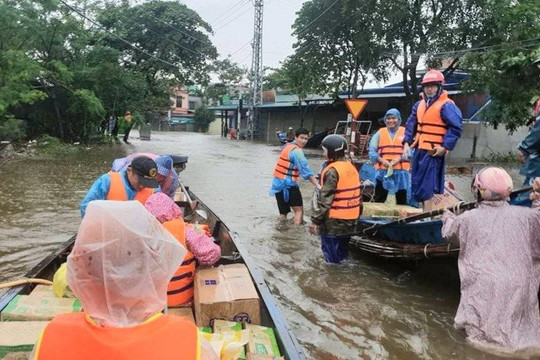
34,134,83,155
205,83,229,105
0,50,47,113
0,116,26,141
66,89,105,142
478,151,519,163
0,0,218,143
291,0,387,98
460,0,540,131
212,59,248,85
193,105,215,132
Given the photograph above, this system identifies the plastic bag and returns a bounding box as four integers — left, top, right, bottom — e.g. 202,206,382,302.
52,263,75,298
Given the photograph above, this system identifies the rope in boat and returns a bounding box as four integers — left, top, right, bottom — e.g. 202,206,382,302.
0,278,53,290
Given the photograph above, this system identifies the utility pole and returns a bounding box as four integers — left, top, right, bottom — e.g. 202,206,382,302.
249,0,263,140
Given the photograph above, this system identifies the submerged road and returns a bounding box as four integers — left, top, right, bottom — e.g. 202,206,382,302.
0,131,525,359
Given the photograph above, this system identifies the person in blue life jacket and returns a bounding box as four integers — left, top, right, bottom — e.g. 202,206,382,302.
80,156,160,217
270,127,321,225
402,69,463,204
369,108,411,205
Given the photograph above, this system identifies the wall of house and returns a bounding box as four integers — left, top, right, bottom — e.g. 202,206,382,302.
449,123,528,160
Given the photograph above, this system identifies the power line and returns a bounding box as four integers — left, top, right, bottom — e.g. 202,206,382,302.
143,11,215,49
229,38,253,57
214,4,254,32
295,0,339,37
113,12,210,57
57,0,180,70
209,0,249,25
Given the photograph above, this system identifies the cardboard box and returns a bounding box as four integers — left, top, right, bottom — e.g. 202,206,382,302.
396,205,423,218
246,354,284,360
213,319,242,333
362,203,394,217
194,264,260,327
1,293,82,321
0,321,49,359
423,184,462,212
363,203,423,218
168,307,195,323
245,324,281,357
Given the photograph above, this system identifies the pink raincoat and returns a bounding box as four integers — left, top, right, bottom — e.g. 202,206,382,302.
442,199,540,352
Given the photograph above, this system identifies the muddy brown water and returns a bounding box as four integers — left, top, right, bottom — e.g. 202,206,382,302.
0,132,529,359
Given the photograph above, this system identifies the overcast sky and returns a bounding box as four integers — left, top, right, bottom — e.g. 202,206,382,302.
180,0,306,70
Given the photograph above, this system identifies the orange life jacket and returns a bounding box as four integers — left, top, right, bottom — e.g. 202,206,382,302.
374,127,410,171
273,143,299,181
415,90,453,151
36,312,199,360
162,218,196,307
106,171,154,204
321,161,361,220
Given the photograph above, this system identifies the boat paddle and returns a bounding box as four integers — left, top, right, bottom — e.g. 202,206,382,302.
361,186,533,237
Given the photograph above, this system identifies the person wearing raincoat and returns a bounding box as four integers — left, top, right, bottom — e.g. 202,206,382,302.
111,153,180,199
402,69,463,204
442,168,540,354
31,201,218,360
368,108,411,205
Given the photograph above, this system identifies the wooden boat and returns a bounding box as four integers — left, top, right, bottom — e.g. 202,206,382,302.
352,218,456,260
304,129,331,149
351,189,532,260
0,157,306,360
275,128,331,148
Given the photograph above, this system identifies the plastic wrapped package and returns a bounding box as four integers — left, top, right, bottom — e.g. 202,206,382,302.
67,200,186,327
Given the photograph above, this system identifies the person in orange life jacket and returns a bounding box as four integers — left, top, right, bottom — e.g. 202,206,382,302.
80,155,160,217
270,127,322,224
111,153,180,198
309,135,361,263
144,193,221,307
368,108,411,205
402,69,463,204
31,201,218,360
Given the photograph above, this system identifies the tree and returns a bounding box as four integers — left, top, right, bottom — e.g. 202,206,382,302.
97,1,217,87
291,0,387,98
459,0,540,131
193,105,215,132
0,0,219,142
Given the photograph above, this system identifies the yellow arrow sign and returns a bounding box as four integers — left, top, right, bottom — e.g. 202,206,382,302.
344,99,368,120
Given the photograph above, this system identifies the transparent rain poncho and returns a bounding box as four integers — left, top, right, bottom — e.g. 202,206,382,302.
67,200,186,327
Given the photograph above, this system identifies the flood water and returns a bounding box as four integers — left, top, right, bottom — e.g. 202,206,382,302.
0,131,529,359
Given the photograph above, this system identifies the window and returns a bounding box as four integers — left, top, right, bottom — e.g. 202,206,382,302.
188,101,196,110
176,96,183,108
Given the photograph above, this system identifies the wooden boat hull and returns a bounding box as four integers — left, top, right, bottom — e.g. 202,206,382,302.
0,188,306,360
358,217,445,245
353,217,454,260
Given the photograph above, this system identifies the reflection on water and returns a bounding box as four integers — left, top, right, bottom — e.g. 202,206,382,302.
0,133,527,359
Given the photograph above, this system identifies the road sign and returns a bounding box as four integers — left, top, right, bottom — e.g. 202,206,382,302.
344,99,368,120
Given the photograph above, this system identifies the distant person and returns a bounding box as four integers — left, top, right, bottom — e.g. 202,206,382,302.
286,127,294,142
276,129,287,144
123,110,133,144
518,115,540,186
145,193,220,307
310,135,361,263
402,69,463,204
442,167,540,354
112,153,179,198
270,128,321,224
80,155,160,217
31,200,218,360
369,108,410,204
229,128,237,140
